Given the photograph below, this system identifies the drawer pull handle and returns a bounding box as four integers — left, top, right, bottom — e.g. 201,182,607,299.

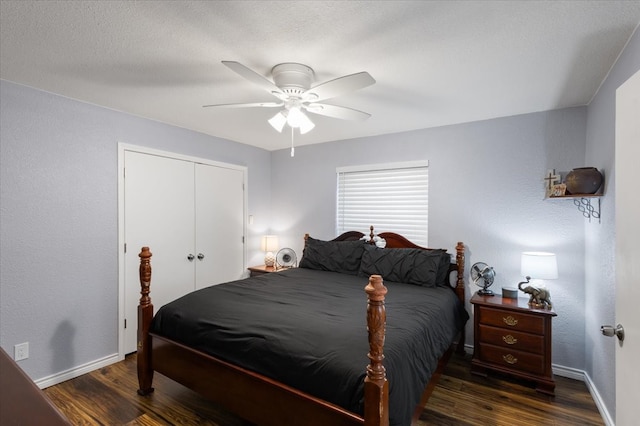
502,335,518,345
503,354,518,364
503,315,518,326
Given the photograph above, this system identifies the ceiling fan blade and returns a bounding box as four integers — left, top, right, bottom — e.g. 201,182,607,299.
202,102,283,109
304,103,371,121
222,61,286,99
303,72,375,102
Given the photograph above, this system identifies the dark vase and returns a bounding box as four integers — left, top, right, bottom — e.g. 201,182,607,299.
565,167,603,195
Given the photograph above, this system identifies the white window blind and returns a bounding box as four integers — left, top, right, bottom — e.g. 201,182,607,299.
336,161,428,246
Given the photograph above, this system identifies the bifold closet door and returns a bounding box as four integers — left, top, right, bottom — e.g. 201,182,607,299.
194,164,245,289
123,151,196,354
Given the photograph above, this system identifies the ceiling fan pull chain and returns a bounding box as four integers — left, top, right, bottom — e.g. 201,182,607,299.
291,127,295,157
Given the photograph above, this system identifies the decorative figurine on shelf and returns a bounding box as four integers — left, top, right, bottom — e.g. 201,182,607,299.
518,278,552,309
565,167,604,195
544,169,561,198
549,183,566,197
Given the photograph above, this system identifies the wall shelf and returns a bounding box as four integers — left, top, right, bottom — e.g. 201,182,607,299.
546,194,602,223
543,168,604,223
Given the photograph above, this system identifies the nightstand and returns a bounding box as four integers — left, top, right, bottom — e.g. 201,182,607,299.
470,293,557,395
247,265,279,277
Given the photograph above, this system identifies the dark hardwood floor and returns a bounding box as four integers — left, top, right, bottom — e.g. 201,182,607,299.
43,352,604,426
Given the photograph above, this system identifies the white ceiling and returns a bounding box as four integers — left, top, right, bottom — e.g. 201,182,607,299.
1,1,639,151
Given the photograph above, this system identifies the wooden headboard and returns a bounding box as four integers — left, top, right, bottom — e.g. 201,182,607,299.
305,225,466,355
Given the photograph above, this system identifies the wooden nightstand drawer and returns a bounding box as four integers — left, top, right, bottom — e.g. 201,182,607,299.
477,343,545,375
471,294,556,395
478,307,545,334
478,324,544,355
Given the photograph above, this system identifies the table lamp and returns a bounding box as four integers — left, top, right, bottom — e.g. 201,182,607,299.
261,235,279,267
518,252,557,308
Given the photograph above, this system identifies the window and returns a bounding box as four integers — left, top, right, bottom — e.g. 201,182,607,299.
336,161,428,246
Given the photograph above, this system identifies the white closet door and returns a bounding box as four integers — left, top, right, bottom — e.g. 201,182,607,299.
124,151,196,354
615,69,640,424
195,164,245,289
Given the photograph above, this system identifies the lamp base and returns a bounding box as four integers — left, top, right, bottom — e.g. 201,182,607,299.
264,252,275,267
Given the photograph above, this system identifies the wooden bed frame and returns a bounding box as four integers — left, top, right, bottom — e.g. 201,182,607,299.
137,228,466,426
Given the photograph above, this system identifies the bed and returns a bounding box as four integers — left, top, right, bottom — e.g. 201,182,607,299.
137,227,468,426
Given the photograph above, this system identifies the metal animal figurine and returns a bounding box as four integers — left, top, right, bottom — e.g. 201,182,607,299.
518,277,552,309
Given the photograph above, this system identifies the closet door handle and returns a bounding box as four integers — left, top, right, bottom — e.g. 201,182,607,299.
187,254,195,261
197,253,205,260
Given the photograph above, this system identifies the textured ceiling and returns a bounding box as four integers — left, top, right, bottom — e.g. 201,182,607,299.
1,1,639,151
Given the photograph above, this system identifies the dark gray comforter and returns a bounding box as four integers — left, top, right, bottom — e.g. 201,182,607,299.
150,267,468,426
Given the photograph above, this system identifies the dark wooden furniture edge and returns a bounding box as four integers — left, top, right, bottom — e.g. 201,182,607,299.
0,347,71,425
138,228,466,426
148,334,364,426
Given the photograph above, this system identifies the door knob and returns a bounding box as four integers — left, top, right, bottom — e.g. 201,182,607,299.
601,324,624,342
187,254,195,261
197,253,205,260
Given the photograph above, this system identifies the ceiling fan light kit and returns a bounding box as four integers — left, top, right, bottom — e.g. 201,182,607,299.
204,61,375,139
268,111,287,132
287,107,315,133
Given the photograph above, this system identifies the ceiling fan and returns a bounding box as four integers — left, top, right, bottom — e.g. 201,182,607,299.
203,61,376,135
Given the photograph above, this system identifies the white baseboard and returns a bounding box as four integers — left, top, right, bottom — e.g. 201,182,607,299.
551,363,584,380
552,364,613,425
35,353,121,389
582,371,615,426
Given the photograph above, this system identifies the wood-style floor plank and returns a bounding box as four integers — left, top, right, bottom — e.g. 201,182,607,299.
43,352,604,425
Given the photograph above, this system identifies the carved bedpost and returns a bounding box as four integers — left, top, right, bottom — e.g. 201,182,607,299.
137,247,154,395
364,275,389,426
455,242,466,354
369,225,375,243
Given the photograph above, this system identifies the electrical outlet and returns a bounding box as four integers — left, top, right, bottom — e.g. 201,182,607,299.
14,342,29,361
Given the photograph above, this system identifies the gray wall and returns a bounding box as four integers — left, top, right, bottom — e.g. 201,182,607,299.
0,80,272,380
271,107,588,371
584,27,640,422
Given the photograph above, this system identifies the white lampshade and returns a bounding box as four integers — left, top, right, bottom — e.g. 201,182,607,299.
298,113,315,134
268,111,287,132
286,107,315,134
286,107,304,127
521,252,558,280
261,235,279,252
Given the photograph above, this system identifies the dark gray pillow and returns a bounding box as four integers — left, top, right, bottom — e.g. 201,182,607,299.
299,237,366,275
358,245,447,287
